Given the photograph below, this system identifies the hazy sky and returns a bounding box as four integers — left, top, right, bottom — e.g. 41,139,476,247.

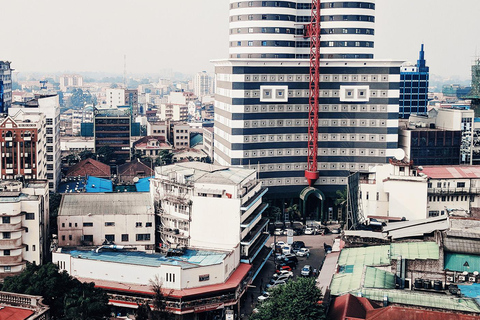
1,0,479,80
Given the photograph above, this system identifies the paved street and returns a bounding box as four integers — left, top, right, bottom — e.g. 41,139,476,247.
239,232,339,319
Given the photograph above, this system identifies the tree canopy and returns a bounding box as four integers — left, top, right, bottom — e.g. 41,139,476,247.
2,263,110,320
250,277,325,320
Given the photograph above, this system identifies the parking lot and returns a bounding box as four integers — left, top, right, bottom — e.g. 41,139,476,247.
240,231,339,318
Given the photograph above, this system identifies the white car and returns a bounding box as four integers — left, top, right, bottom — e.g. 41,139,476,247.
266,279,287,288
273,270,293,279
257,292,270,302
301,265,312,277
282,246,291,255
273,228,283,235
304,227,316,235
276,241,286,247
296,248,310,257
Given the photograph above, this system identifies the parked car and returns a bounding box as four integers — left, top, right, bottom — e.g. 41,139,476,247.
291,241,306,253
275,253,286,261
304,227,317,235
284,254,298,264
296,248,310,257
276,265,292,273
301,265,312,277
276,260,296,271
276,241,286,247
257,292,270,302
272,274,290,283
331,228,341,234
282,245,291,255
266,279,287,289
273,270,293,279
273,228,283,236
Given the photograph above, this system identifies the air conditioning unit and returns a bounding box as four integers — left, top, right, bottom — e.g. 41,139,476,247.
458,275,466,282
469,276,476,283
446,276,454,282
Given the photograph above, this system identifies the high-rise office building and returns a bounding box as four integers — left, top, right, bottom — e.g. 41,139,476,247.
194,71,212,97
399,44,429,118
0,61,12,114
10,95,61,192
215,0,403,206
228,0,375,60
94,107,131,162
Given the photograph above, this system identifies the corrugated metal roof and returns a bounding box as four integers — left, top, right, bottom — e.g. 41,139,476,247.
444,238,480,255
361,288,480,313
445,253,480,273
422,166,480,179
59,193,152,216
363,267,396,289
384,216,449,240
331,242,439,296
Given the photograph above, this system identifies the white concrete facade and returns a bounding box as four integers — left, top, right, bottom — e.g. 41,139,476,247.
105,89,126,108
0,180,49,278
359,162,428,221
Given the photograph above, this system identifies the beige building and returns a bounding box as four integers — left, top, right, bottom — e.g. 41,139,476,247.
0,180,49,278
172,122,190,148
57,193,155,252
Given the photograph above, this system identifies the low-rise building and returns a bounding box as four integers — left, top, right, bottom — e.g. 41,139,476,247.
0,180,49,278
151,162,270,265
360,159,428,221
57,193,155,252
0,291,50,320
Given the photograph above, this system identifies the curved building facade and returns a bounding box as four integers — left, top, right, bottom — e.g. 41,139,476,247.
229,0,375,59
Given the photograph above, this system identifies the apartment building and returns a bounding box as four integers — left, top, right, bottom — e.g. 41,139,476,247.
0,180,49,278
0,110,46,181
0,61,12,114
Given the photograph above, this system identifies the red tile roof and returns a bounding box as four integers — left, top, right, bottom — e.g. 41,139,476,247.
66,158,111,178
367,306,480,320
421,166,480,179
328,294,379,320
0,306,34,320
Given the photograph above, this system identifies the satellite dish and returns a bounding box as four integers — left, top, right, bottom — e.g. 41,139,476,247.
133,177,139,183
393,149,406,161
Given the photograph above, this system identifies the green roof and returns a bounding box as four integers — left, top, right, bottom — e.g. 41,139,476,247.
331,242,439,296
445,253,480,273
330,242,480,313
361,288,480,313
364,267,396,289
391,242,440,260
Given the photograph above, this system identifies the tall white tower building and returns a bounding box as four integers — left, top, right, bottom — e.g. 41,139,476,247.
215,0,402,220
194,71,212,97
229,0,375,59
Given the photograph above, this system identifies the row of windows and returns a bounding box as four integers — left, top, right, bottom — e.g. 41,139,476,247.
243,73,389,83
236,103,389,114
230,53,374,59
429,195,474,202
0,213,34,224
232,40,373,48
428,182,466,188
61,221,153,228
231,1,374,10
242,144,388,158
62,233,151,242
242,88,389,99
231,14,374,23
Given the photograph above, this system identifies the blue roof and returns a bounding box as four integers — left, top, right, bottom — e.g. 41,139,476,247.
135,176,153,192
64,248,226,269
85,176,113,193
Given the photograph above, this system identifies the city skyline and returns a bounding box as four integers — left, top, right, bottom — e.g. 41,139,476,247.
1,0,479,80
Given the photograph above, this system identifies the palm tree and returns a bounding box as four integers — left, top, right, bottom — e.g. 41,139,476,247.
334,188,348,225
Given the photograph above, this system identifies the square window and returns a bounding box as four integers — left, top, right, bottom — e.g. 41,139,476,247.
4,266,11,272
2,217,10,224
4,250,10,256
105,234,115,242
136,222,142,227
122,234,129,242
25,213,34,220
3,232,10,239
146,222,153,227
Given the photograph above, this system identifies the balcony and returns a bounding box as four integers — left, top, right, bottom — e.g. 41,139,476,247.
241,203,268,226
428,187,480,195
0,222,23,232
0,238,22,249
0,254,23,264
241,188,268,211
159,227,189,239
241,232,270,264
241,218,269,246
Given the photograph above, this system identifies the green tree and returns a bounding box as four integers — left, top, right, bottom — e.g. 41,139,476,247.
334,188,348,225
65,153,79,166
2,263,109,319
159,150,173,165
96,146,114,164
286,204,301,221
79,149,95,160
150,276,173,320
251,277,325,320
